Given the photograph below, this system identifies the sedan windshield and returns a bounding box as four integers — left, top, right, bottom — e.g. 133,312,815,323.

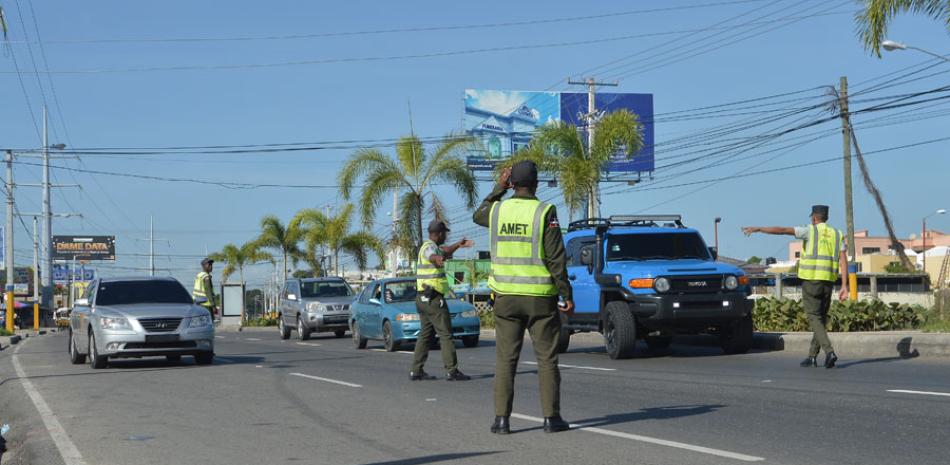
95,280,194,306
301,280,353,298
383,281,418,303
607,232,711,261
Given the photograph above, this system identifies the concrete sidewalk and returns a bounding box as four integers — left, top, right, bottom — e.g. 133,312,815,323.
0,328,54,351
480,328,950,358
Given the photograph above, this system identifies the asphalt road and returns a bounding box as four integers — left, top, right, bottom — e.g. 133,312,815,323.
2,329,950,465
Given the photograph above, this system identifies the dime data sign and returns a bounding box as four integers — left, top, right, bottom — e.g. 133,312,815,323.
52,236,116,261
463,89,654,172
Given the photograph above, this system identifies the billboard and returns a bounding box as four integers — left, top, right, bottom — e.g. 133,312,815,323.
52,264,96,283
52,235,116,261
463,89,654,172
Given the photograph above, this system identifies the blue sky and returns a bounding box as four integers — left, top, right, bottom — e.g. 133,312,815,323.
1,0,948,289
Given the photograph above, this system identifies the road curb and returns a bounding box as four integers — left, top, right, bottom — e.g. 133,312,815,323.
479,328,950,358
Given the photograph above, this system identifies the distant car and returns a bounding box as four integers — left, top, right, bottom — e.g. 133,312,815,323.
68,277,215,368
277,277,354,340
349,277,481,352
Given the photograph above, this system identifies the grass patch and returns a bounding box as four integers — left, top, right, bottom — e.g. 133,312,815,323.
243,317,278,327
0,328,13,336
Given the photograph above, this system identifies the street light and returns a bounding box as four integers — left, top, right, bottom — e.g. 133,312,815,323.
881,39,950,62
923,208,947,273
714,217,722,260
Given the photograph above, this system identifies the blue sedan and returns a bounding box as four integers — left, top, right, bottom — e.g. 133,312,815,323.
350,278,481,352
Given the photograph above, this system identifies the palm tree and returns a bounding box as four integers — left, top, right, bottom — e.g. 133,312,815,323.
500,110,643,220
292,204,385,276
857,0,949,56
256,215,303,282
209,241,275,286
338,134,478,253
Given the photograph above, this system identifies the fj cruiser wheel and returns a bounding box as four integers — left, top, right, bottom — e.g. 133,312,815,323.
720,314,754,354
68,330,86,365
278,316,291,340
297,317,311,341
604,301,637,360
462,335,479,348
383,321,400,352
645,335,673,350
352,321,367,349
555,313,571,354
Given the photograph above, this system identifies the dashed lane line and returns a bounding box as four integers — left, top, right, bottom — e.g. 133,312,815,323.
887,389,950,398
289,372,362,388
510,413,764,462
522,361,616,372
11,341,87,465
245,337,262,341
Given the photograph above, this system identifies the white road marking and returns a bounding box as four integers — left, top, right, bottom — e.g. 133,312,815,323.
371,348,386,352
369,348,412,354
214,336,224,339
255,365,263,368
510,413,764,462
397,351,414,355
245,337,262,341
11,342,87,465
761,380,773,383
522,361,616,372
295,342,322,347
290,372,362,388
887,389,950,398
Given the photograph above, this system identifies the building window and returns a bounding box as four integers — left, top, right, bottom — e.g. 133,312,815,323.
794,251,800,259
862,247,881,255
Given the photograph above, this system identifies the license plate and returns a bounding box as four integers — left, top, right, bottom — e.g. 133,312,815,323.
145,334,180,343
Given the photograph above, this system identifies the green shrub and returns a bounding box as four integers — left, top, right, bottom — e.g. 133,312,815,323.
243,317,279,327
0,328,13,336
753,297,925,332
479,309,495,329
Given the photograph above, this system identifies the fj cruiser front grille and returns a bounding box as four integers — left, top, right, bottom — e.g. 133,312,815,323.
667,275,724,293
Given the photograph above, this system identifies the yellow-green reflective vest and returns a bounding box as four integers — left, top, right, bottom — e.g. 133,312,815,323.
416,240,449,294
798,223,842,282
488,198,558,296
193,271,214,307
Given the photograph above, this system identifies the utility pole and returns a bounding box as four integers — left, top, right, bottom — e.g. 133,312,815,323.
839,77,858,301
568,77,618,219
32,217,39,330
136,215,168,277
41,106,53,311
5,150,14,332
391,191,398,278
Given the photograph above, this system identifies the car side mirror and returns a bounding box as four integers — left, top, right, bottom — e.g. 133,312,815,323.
287,293,297,301
74,298,89,307
368,298,381,306
580,246,594,274
708,247,718,261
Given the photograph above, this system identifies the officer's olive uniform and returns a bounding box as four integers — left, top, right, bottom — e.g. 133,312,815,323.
473,185,572,418
798,223,842,357
411,240,458,373
193,271,216,317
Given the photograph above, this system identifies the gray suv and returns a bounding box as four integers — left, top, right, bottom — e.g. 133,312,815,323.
278,277,354,340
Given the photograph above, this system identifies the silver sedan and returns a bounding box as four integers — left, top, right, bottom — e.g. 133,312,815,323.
68,277,215,368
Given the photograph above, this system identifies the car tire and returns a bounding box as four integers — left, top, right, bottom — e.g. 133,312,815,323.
604,301,637,360
89,332,108,369
720,314,753,354
645,335,673,350
383,321,400,352
555,313,571,354
352,321,368,349
334,329,346,338
166,355,182,363
195,352,214,365
297,317,311,341
68,329,86,365
462,335,479,348
278,316,291,340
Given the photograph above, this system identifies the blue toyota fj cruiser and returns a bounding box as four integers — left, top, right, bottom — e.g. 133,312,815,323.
560,215,753,359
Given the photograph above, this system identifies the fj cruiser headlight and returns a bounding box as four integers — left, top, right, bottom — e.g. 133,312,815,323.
395,313,420,321
654,277,671,293
724,275,739,290
189,314,212,328
306,302,324,312
460,310,479,318
99,316,131,331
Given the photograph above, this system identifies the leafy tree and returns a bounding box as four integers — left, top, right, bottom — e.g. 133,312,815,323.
747,256,763,265
499,110,643,220
338,134,477,254
856,0,950,55
884,261,914,273
291,203,385,276
209,241,274,285
255,215,303,282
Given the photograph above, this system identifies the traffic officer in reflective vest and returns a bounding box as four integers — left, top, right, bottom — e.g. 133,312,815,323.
193,258,219,318
473,160,575,434
743,205,849,368
410,220,474,381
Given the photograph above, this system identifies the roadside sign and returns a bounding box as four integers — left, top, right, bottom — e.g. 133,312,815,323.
52,235,116,261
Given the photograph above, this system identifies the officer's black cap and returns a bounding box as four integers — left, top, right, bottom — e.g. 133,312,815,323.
427,220,450,233
201,257,214,266
810,205,830,217
510,160,539,187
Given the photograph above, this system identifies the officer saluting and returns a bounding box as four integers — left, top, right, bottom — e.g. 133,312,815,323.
473,160,575,434
410,220,474,381
193,258,219,319
743,205,849,368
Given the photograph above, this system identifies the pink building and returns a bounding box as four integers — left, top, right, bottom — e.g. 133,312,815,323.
787,229,950,262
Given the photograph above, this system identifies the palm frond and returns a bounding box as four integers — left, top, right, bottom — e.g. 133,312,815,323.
856,0,949,56
396,135,427,181
428,156,478,210
590,109,643,165
338,148,398,200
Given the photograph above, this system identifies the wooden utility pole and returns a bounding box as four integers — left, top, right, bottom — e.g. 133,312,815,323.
568,77,618,219
839,76,858,300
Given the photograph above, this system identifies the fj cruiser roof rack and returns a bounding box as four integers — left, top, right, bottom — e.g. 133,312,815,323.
567,215,685,232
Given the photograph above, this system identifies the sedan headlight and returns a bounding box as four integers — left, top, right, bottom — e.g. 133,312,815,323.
395,313,420,321
654,277,671,293
724,275,739,290
306,302,325,312
189,314,212,328
460,310,479,318
99,316,131,331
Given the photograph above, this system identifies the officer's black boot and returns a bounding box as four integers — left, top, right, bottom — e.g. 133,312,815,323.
490,416,510,435
409,370,436,381
445,369,471,381
543,415,570,433
824,351,838,369
800,356,817,367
